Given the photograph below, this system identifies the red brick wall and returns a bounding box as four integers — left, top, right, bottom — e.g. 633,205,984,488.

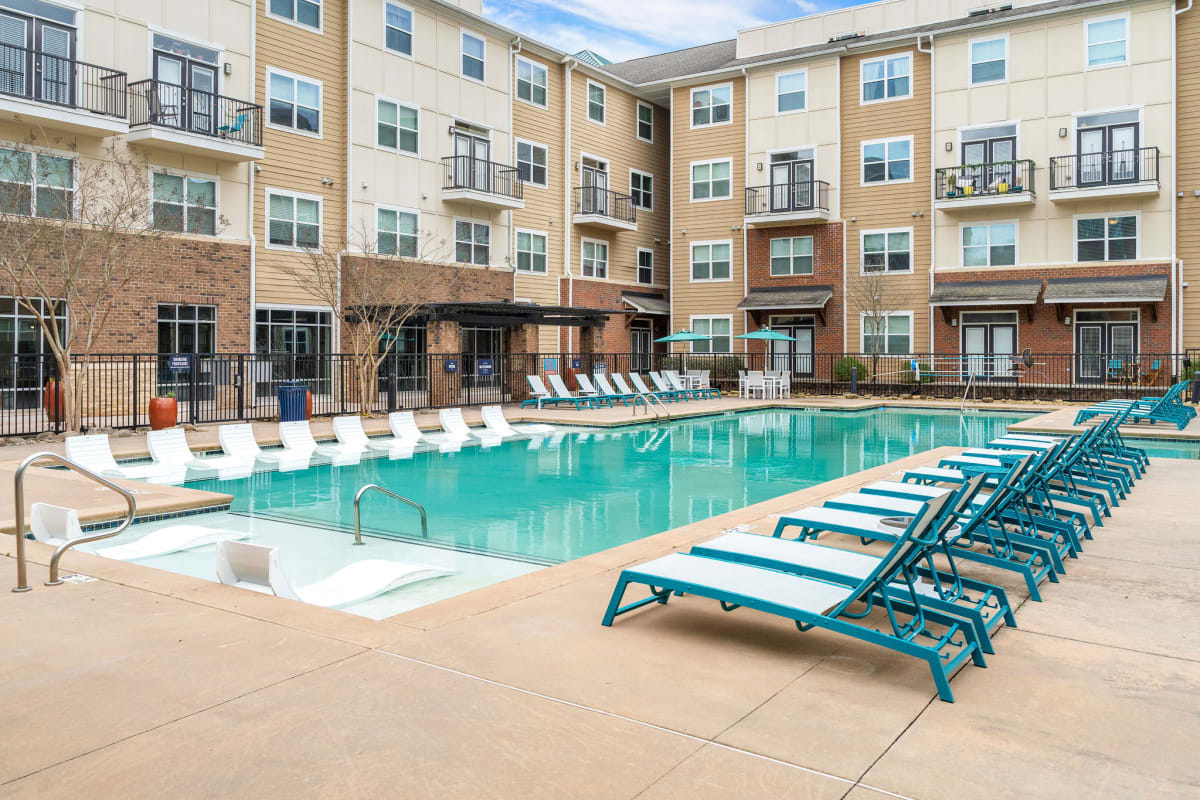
558,277,668,352
341,258,513,304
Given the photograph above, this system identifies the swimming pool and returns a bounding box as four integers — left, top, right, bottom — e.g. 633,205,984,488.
115,408,1033,618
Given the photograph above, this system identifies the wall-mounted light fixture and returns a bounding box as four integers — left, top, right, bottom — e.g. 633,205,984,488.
950,318,958,327
361,181,368,189
944,141,953,151
756,162,763,171
223,63,232,76
1063,316,1072,325
1058,127,1068,138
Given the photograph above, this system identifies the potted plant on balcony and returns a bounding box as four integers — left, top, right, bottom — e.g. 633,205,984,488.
148,390,178,430
945,171,958,198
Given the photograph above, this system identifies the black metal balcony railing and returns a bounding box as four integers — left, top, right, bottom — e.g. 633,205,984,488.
129,79,263,147
0,42,126,118
745,180,831,216
935,159,1035,200
442,155,523,201
1049,147,1159,191
572,186,636,223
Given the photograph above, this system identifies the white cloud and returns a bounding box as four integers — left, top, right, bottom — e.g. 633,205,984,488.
793,0,821,13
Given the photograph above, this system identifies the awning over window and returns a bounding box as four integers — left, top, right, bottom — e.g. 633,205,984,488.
929,279,1043,306
622,292,669,315
1042,275,1168,304
737,286,834,311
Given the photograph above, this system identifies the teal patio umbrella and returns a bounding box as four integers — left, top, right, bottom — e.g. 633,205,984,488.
735,327,796,342
654,329,711,370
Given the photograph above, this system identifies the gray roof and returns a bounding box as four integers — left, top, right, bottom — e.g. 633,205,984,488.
738,286,834,310
601,40,738,84
930,279,1042,306
622,292,670,315
1043,274,1168,303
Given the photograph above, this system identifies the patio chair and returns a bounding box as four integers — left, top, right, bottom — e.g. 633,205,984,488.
592,373,639,406
650,371,702,400
333,415,415,459
278,420,362,466
480,404,555,437
64,433,181,483
217,111,248,139
30,502,249,561
147,427,254,479
665,370,718,399
522,375,554,408
439,408,502,447
745,371,767,400
547,374,599,409
624,372,680,402
575,373,601,397
1139,359,1163,387
216,540,453,608
602,491,987,703
1105,359,1125,385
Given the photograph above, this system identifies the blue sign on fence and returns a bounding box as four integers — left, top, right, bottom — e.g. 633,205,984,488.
477,358,494,376
445,359,458,373
594,363,607,375
167,354,191,372
571,358,582,369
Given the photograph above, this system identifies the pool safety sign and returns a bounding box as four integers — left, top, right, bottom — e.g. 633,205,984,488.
571,358,582,369
167,354,191,372
477,358,494,376
543,357,557,375
445,359,458,373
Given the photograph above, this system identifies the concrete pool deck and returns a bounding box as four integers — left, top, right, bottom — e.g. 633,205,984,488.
2,441,1197,798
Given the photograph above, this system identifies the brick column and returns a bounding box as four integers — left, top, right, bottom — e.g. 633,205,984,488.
505,324,539,402
427,320,461,407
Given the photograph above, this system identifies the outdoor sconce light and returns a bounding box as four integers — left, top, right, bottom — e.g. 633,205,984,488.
361,181,368,189
944,141,953,151
756,162,763,171
1058,127,1068,137
223,63,232,75
1064,317,1072,325
950,319,958,327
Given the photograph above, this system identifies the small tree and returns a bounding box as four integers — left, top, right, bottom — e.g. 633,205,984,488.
276,222,457,415
848,266,910,387
0,134,202,431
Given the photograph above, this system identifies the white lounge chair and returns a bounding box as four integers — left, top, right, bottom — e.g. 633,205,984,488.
522,375,554,408
439,408,502,447
278,420,362,466
333,415,414,460
389,410,462,452
64,433,181,483
480,405,555,438
147,428,254,479
29,502,248,560
547,374,597,409
575,373,601,397
215,540,453,608
217,423,308,472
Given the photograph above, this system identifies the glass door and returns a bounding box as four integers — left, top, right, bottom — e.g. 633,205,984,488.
1108,124,1138,183
963,325,988,378
35,21,72,106
188,62,217,135
453,131,490,191
1078,124,1139,186
631,325,651,372
1075,311,1138,383
1077,128,1106,186
0,13,28,98
962,136,1015,191
769,158,813,211
153,53,184,127
767,317,814,376
581,157,608,215
961,312,1017,380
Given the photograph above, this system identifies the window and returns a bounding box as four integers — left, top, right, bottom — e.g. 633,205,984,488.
861,137,912,184
862,229,911,273
1077,215,1137,261
587,81,606,124
268,69,321,134
691,159,732,201
637,102,653,142
516,57,547,107
384,2,413,55
516,140,547,186
268,0,320,30
862,313,912,354
255,307,334,354
691,84,732,127
0,148,73,219
377,206,418,257
461,32,485,81
1087,14,1128,69
515,230,547,273
770,236,813,276
377,98,418,154
455,220,489,265
152,172,216,235
691,316,732,353
969,36,1007,85
962,222,1017,266
581,238,608,278
157,304,216,355
777,70,806,113
691,241,731,282
267,190,320,249
630,169,653,211
636,248,653,284
861,53,911,103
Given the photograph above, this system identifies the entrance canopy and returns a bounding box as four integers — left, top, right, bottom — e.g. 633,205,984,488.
1042,275,1168,304
738,286,834,325
621,292,669,316
930,279,1042,323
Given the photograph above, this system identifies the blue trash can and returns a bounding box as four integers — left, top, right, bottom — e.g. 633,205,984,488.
277,381,309,422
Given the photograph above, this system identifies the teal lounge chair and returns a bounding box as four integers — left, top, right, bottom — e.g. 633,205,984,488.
593,373,639,406
218,112,248,138
628,372,683,402
547,374,599,409
650,371,703,400
603,492,987,703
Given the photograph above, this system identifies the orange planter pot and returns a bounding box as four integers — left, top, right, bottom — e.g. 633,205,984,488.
305,389,313,420
43,380,64,422
148,397,178,430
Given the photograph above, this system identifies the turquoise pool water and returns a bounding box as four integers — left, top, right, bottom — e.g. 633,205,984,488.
181,408,1032,565
1127,438,1200,460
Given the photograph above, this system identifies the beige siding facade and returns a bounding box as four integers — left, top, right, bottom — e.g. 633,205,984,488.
1178,5,1200,349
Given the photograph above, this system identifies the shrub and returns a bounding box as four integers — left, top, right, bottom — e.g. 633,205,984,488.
660,354,744,379
834,356,869,382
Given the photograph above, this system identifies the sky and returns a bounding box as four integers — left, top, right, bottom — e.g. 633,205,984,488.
481,0,869,64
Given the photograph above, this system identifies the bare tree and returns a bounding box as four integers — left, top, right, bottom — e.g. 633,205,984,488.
275,222,457,415
0,134,203,431
847,266,911,386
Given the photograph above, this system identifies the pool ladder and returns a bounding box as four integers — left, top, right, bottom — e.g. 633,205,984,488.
353,484,428,545
11,451,138,592
632,392,670,422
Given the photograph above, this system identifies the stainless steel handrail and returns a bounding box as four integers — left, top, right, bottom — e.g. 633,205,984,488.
632,392,669,421
11,451,137,592
353,483,428,545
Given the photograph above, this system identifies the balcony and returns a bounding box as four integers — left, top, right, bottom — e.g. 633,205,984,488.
0,43,127,136
441,156,524,209
1049,147,1159,202
934,160,1035,211
126,80,264,161
744,180,832,226
572,186,637,231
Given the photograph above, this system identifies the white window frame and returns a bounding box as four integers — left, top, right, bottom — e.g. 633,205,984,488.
514,228,548,274
636,101,654,142
859,226,913,275
775,68,807,114
460,29,486,84
515,55,548,108
690,82,733,129
375,95,419,156
0,143,77,219
968,33,1008,87
1085,12,1130,71
375,204,419,257
689,315,733,353
1073,210,1141,262
860,135,913,186
690,157,733,202
586,79,606,125
636,247,654,285
689,239,733,283
629,168,653,212
383,1,414,58
580,236,609,278
266,0,322,33
265,67,322,138
454,217,491,265
150,168,219,237
860,52,912,105
768,235,814,277
859,310,914,354
515,138,548,188
264,187,322,252
959,220,1019,267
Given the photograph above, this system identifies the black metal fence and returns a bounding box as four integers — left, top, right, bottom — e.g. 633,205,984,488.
745,180,831,216
0,42,127,118
1049,146,1159,190
573,186,636,223
128,79,263,147
442,155,523,200
935,160,1035,200
2,351,1193,437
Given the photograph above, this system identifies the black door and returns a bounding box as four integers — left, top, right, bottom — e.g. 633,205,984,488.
962,136,1016,193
